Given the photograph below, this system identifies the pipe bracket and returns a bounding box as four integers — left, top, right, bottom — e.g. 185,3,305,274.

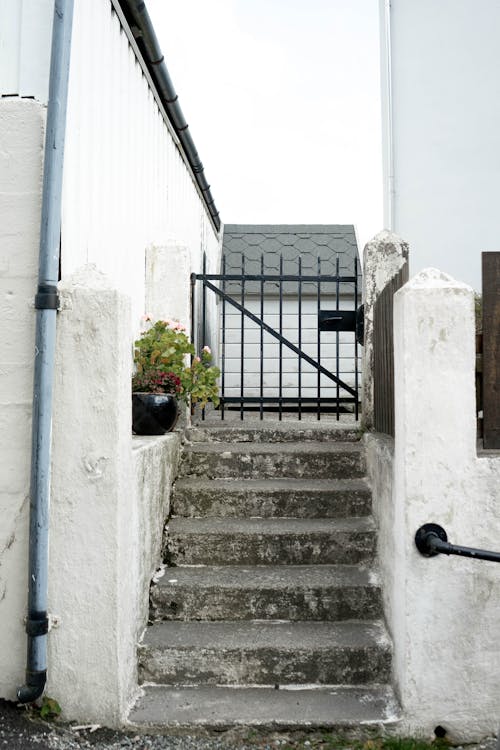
35,284,60,310
26,613,49,637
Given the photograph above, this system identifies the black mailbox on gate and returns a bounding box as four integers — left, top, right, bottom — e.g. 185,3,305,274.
318,310,356,332
318,305,364,345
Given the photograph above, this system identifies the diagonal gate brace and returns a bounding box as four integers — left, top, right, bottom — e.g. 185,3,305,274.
200,277,357,398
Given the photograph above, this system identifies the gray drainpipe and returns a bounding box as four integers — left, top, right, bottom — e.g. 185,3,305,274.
117,0,221,232
17,0,74,704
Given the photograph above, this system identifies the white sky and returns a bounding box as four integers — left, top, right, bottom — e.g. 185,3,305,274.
146,0,383,251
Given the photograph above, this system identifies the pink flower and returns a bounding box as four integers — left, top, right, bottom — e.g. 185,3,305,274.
193,356,201,363
140,313,152,322
202,346,211,355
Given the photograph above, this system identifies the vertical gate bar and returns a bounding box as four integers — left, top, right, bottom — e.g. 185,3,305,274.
190,273,196,416
354,257,359,421
336,256,340,421
298,256,302,420
317,256,321,421
201,252,207,421
221,254,226,421
240,253,245,420
279,254,283,421
190,273,196,352
260,253,264,420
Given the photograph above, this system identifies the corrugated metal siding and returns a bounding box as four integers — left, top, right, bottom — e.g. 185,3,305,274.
0,0,53,101
61,0,220,327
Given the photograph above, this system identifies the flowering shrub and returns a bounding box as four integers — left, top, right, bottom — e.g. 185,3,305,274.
131,370,181,395
132,317,220,407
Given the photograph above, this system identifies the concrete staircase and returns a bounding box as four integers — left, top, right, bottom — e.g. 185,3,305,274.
130,422,398,731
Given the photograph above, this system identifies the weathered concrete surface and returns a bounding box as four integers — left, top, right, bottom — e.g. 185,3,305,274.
186,422,361,444
172,477,372,518
363,268,500,740
363,432,396,658
180,442,364,480
129,685,400,730
138,620,392,686
150,564,382,622
172,477,371,518
134,420,397,730
145,243,191,334
391,268,500,739
0,98,45,700
133,433,182,637
49,267,136,725
166,516,376,566
362,230,408,429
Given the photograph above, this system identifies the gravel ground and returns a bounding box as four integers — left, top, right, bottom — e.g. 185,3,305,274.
0,701,498,750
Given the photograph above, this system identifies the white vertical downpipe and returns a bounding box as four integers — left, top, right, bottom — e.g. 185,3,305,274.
380,0,395,229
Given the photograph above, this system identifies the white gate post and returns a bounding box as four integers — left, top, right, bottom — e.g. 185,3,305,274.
391,268,500,738
48,265,137,725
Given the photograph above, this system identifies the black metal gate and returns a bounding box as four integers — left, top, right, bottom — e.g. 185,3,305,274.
192,253,362,420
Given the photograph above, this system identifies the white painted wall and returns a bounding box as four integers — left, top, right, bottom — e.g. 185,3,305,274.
366,268,500,740
0,0,219,721
61,0,221,332
223,295,359,400
48,266,182,725
0,98,45,701
0,0,53,102
380,0,500,290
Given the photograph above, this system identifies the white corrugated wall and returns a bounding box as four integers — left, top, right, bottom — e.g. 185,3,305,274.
61,0,220,329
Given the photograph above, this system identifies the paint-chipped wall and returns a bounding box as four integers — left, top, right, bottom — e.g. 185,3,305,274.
0,98,45,700
0,0,215,722
46,266,182,725
366,268,500,740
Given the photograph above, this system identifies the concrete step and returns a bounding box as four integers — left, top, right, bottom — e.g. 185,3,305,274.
186,422,361,444
179,442,364,480
129,684,400,731
138,620,392,686
150,564,382,622
172,477,371,518
165,516,376,566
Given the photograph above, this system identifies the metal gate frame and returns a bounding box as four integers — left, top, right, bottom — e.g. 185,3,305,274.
192,253,362,421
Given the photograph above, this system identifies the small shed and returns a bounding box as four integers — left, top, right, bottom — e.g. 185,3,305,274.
219,224,361,410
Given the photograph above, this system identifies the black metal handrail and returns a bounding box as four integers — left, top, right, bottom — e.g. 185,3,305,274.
415,523,500,563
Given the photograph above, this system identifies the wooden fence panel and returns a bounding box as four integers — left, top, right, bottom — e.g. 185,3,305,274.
482,252,500,449
373,264,409,436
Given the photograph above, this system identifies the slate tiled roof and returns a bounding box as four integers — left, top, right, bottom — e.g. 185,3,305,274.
222,224,359,294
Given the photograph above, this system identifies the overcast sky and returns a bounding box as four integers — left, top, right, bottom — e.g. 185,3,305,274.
146,0,383,251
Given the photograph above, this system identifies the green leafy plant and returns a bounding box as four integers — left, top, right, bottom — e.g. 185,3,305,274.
133,317,220,408
39,696,61,720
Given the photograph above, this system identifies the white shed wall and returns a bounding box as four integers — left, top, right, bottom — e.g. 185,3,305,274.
223,295,359,399
380,0,500,290
61,0,221,330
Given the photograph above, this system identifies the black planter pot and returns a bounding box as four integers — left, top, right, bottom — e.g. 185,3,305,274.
132,393,179,435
